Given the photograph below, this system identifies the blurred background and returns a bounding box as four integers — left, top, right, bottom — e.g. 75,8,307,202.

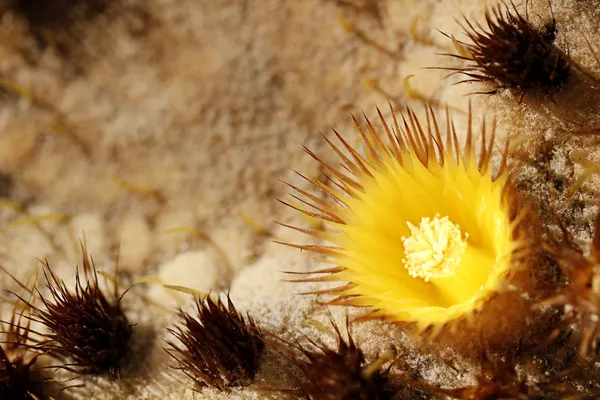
0,0,474,283
0,0,599,399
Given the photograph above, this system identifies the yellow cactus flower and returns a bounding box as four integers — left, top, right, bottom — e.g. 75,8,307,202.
281,105,531,332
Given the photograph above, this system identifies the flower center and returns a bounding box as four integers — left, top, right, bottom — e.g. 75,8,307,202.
401,215,468,282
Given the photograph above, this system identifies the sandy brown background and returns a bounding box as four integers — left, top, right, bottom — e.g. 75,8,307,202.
1,0,600,398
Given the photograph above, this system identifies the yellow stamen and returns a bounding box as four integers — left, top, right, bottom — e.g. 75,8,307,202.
402,215,468,282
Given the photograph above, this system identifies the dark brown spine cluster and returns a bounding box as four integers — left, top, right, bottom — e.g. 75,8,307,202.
443,2,569,98
288,318,393,400
432,343,587,400
20,250,132,376
541,212,600,360
165,294,264,392
1,301,49,399
435,350,533,399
